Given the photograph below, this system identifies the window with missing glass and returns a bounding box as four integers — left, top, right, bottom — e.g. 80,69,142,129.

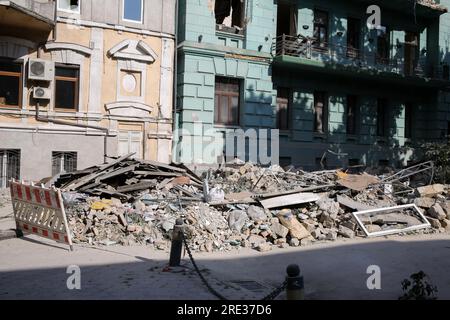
377,98,389,137
0,60,21,108
314,91,328,134
52,152,77,176
276,88,291,130
214,77,240,126
58,0,80,13
376,26,390,65
123,0,143,23
313,9,329,49
346,95,358,135
347,18,361,58
55,65,79,110
405,103,413,139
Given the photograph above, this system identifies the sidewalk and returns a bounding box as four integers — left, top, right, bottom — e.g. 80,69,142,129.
1,192,450,300
1,232,450,300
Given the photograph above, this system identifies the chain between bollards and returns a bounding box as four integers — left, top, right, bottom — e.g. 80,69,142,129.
168,219,304,300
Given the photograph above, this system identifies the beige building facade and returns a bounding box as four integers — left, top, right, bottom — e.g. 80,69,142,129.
0,0,176,186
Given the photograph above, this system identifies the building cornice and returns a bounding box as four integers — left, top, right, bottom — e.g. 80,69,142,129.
57,17,175,40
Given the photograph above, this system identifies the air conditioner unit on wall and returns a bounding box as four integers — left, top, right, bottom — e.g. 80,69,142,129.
33,87,52,100
28,59,54,81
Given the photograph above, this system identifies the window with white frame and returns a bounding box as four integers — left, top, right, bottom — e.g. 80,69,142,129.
52,152,77,176
123,0,143,23
57,0,81,13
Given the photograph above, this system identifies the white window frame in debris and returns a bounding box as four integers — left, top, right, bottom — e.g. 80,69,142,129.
351,204,431,238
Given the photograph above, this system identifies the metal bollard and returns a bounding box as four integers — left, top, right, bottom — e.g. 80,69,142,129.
169,218,184,267
286,264,304,300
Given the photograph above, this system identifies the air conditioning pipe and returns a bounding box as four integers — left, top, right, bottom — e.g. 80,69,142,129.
35,102,109,163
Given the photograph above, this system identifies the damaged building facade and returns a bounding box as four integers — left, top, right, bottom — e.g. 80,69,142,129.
0,0,176,187
174,0,450,170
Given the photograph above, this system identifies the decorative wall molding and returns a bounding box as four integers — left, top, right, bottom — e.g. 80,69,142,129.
108,39,158,63
105,101,154,118
45,42,93,56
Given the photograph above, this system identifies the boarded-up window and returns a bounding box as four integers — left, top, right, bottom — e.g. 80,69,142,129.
215,77,240,126
276,88,291,130
314,91,327,133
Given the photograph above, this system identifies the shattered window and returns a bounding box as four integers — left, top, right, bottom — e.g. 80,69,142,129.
58,0,80,13
215,0,245,32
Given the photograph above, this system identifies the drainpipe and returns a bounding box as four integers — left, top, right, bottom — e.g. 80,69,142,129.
35,102,109,163
171,0,179,162
52,0,57,42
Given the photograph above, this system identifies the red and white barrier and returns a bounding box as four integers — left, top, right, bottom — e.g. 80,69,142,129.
10,180,73,251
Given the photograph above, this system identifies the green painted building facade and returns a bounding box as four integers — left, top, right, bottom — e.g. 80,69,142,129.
175,0,450,169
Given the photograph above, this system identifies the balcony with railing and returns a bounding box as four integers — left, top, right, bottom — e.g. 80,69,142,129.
272,34,449,84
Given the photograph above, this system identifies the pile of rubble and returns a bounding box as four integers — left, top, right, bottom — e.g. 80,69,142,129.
0,188,10,208
54,156,449,252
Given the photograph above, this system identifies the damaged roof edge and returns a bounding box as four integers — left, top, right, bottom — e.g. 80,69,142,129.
417,0,448,13
0,0,56,26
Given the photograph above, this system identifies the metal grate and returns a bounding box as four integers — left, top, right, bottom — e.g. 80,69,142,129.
0,149,20,188
52,152,77,176
229,280,269,292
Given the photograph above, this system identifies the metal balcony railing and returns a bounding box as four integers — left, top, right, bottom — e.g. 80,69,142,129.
272,34,449,81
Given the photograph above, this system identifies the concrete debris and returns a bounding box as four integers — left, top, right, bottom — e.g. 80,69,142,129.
27,159,446,252
336,172,380,191
277,209,311,240
247,205,267,222
228,210,247,232
270,221,289,238
414,197,436,209
428,204,447,221
338,225,355,239
415,184,445,198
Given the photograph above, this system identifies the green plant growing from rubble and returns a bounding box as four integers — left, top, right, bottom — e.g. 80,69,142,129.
399,271,438,300
421,140,450,184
